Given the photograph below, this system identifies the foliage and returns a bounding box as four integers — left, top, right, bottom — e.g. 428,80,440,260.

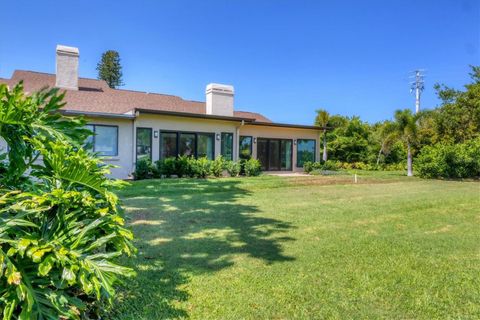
96,50,124,89
225,160,241,177
315,109,330,161
303,160,338,173
156,157,177,178
415,138,480,179
175,155,191,178
134,158,155,180
191,157,211,178
210,156,225,178
243,158,262,176
0,83,134,318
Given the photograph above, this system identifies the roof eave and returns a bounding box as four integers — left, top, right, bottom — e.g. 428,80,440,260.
246,121,324,130
135,108,255,122
61,110,136,119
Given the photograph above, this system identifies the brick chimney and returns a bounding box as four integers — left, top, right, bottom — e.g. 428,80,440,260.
55,45,79,90
206,83,234,117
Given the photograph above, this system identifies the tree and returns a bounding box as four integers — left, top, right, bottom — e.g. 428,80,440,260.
96,50,124,89
373,121,398,166
0,83,134,318
314,109,330,161
394,109,422,176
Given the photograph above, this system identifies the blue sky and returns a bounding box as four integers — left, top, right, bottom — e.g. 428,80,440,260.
1,0,479,124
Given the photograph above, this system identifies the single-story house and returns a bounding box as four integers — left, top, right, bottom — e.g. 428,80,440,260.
0,45,322,179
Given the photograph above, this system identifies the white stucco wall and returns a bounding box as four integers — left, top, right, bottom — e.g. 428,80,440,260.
134,113,240,163
85,117,134,179
239,124,320,172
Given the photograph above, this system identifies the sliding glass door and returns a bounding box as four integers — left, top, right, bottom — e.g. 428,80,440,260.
257,138,293,171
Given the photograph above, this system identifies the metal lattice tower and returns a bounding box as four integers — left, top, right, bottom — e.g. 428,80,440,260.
409,70,425,114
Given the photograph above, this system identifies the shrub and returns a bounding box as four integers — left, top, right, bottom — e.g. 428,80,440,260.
192,157,211,178
134,158,152,180
0,83,134,318
303,161,314,173
244,158,261,176
416,138,480,179
211,156,224,177
176,155,190,178
225,160,241,177
156,157,177,178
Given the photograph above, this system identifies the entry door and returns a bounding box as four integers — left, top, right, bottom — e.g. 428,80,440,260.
256,138,293,171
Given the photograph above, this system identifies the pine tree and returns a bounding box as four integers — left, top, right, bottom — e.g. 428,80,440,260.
96,50,124,88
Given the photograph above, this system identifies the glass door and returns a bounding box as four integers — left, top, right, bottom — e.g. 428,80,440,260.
257,138,268,171
256,138,293,171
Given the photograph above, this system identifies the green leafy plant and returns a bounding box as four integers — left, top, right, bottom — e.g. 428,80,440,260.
244,158,261,176
134,158,155,180
210,156,224,178
225,161,241,177
416,138,480,179
0,83,134,319
192,157,211,178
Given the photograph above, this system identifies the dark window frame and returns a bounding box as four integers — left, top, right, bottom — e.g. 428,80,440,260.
256,137,293,171
136,127,153,161
159,130,215,160
239,135,253,159
296,139,316,168
86,124,119,157
221,132,234,160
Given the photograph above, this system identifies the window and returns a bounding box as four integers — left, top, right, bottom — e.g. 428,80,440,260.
136,128,152,161
239,136,253,160
85,124,118,156
179,133,196,157
160,132,178,158
197,133,214,159
159,131,215,160
297,139,316,167
221,132,233,160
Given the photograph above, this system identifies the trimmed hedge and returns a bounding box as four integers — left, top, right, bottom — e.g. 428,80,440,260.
134,156,262,180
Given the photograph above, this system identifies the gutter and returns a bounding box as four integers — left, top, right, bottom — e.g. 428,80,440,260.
61,110,136,119
246,121,325,130
135,108,255,123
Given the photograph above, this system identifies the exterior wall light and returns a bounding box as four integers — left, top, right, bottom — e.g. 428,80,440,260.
216,133,221,141
294,139,297,145
154,131,159,138
253,137,257,144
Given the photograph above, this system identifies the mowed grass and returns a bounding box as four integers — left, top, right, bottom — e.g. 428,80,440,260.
111,172,480,319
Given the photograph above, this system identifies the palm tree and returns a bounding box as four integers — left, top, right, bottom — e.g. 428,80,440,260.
394,109,421,176
315,109,330,162
374,121,397,166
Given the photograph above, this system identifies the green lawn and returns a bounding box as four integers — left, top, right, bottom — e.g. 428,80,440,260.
111,173,480,319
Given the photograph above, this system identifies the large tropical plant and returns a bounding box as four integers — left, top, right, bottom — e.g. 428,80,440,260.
0,83,135,319
314,109,330,161
394,109,422,176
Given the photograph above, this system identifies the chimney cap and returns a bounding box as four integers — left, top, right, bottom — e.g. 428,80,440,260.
56,44,79,56
206,83,234,94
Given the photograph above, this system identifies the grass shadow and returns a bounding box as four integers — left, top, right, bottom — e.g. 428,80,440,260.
110,178,295,319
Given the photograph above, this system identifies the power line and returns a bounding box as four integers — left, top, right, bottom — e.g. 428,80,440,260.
409,69,425,114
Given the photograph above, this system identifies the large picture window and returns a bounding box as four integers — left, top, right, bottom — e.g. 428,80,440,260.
221,132,233,160
160,131,214,160
160,132,178,158
296,139,316,167
136,128,152,161
85,124,118,156
239,136,253,160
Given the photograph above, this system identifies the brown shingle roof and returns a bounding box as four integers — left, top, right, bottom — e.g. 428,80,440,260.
0,70,272,122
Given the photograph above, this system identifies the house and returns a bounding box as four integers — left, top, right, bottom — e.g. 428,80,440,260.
0,45,321,179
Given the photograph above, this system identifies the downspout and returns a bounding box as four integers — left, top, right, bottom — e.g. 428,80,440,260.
235,120,245,161
131,110,139,178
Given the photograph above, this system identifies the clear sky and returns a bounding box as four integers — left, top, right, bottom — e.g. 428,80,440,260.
1,0,479,124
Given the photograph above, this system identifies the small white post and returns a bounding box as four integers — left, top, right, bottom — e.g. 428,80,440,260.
354,174,357,183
